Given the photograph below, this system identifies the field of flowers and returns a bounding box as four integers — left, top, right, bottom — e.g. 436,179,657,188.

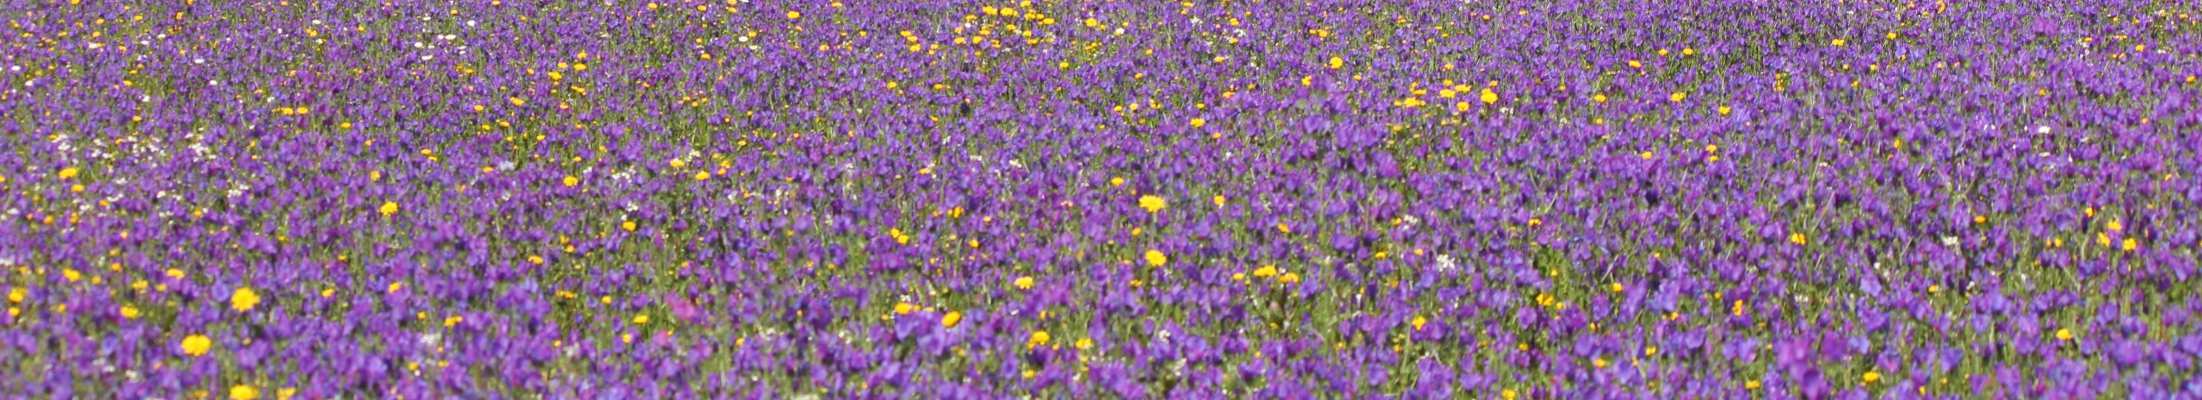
4,0,2201,398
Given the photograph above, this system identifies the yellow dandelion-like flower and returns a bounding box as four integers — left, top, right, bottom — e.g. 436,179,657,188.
1831,38,1847,47
563,175,579,187
1327,56,1344,70
378,201,399,217
1252,265,1279,279
1862,371,1880,384
1188,118,1206,128
1138,195,1167,213
181,335,214,357
2057,328,2075,341
1144,249,1168,267
632,313,651,325
894,302,918,315
787,10,801,20
1669,91,1687,103
693,171,711,181
1411,315,1428,330
1279,272,1302,285
230,385,260,400
1480,88,1500,104
1789,232,1807,245
230,287,262,312
58,167,80,180
1014,276,1035,290
120,305,141,319
941,311,962,328
1027,331,1051,349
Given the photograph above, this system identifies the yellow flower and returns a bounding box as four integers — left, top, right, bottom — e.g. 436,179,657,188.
1608,283,1624,293
1278,272,1302,285
693,171,711,181
632,313,651,325
1592,93,1608,103
562,175,580,187
120,305,140,319
2122,238,2139,252
931,310,960,329
1076,338,1094,350
1411,315,1427,331
58,167,80,180
1188,118,1206,128
1014,276,1035,290
181,335,214,356
787,10,801,20
1144,249,1167,267
1028,331,1052,349
1479,88,1499,104
1212,195,1226,208
230,286,262,312
1501,389,1518,400
1862,371,1880,384
378,201,399,217
1252,265,1279,279
1831,38,1847,47
1669,91,1687,103
2057,328,2076,341
622,220,638,232
1138,195,1167,213
1789,232,1807,245
1645,346,1659,356
230,384,260,400
894,302,918,315
1718,105,1732,116
1327,56,1344,70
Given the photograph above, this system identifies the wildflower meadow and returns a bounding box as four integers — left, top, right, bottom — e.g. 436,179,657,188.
4,1,2201,398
